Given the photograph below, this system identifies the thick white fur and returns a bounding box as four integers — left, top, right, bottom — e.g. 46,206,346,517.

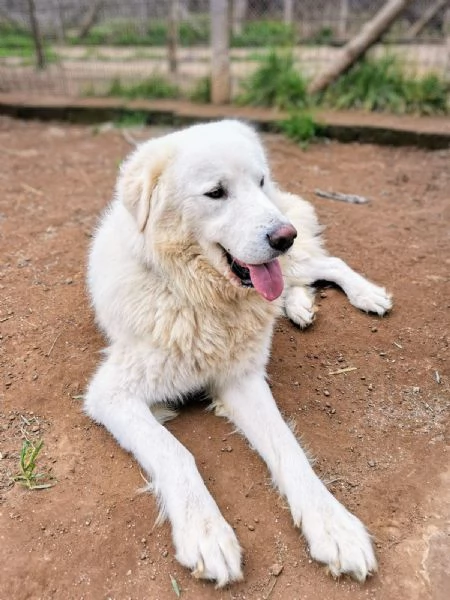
85,120,392,587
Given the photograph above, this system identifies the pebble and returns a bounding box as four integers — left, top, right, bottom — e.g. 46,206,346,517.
269,563,284,577
248,524,255,531
323,390,330,397
371,326,378,332
368,460,376,467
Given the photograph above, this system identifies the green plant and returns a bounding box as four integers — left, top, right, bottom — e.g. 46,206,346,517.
189,76,211,103
237,51,309,110
321,55,448,115
70,17,209,47
307,26,335,46
0,23,57,61
13,440,55,490
113,111,148,128
106,76,180,100
402,72,449,115
278,112,324,148
232,20,296,47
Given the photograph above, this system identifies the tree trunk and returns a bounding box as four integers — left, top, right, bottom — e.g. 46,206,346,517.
77,0,103,40
211,0,231,104
167,0,180,74
232,0,247,35
284,0,294,25
308,0,413,95
406,0,448,39
26,0,45,70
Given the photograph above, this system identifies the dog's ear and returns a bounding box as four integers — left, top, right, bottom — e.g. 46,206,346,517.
118,140,173,232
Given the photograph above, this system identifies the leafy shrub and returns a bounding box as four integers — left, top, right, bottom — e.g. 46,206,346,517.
232,20,296,47
237,51,309,110
0,23,56,60
306,26,335,46
71,18,209,47
321,55,448,114
113,111,148,128
189,76,211,103
106,76,179,99
278,112,325,147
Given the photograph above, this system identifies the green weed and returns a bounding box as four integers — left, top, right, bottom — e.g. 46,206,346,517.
113,111,148,128
232,20,296,47
13,440,55,490
0,24,57,62
189,76,211,103
237,51,309,110
106,76,179,100
278,112,325,148
321,55,448,114
70,18,209,47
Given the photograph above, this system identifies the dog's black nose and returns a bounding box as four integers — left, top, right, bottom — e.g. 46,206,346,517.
267,224,297,252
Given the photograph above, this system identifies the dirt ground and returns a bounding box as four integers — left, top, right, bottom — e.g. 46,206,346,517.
0,116,448,600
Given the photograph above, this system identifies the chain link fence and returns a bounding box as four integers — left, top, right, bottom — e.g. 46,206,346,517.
0,1,449,99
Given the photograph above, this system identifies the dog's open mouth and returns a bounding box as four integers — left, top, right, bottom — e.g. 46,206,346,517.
225,251,283,302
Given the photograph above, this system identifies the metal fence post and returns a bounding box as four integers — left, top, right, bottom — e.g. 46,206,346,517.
210,0,231,104
168,0,180,74
27,0,45,70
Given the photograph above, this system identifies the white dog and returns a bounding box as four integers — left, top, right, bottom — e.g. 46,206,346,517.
85,120,392,587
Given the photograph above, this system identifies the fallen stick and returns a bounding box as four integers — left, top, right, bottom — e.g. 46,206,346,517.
314,189,369,204
328,366,358,375
20,182,44,196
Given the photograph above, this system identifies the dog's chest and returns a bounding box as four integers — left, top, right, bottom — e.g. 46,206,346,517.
151,290,278,380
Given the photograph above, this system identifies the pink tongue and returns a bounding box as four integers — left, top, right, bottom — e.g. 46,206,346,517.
247,259,283,301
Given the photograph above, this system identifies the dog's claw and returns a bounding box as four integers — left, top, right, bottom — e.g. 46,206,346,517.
192,558,205,579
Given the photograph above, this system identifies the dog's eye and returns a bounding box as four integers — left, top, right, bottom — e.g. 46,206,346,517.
205,186,226,200
260,176,265,188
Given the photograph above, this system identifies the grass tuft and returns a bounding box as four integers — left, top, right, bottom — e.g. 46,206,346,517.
106,76,180,100
113,111,148,128
237,51,309,110
13,439,55,490
321,55,449,115
189,76,211,103
278,112,325,148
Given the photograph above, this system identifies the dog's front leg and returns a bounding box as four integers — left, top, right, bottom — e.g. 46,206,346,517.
85,358,242,587
285,255,392,318
215,373,377,582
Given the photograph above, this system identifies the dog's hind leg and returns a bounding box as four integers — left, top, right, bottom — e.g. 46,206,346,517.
214,372,377,582
284,255,392,319
84,355,242,587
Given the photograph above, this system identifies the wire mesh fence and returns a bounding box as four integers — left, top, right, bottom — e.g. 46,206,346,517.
0,1,449,99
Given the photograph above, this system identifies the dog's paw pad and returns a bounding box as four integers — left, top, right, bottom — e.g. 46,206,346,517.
348,283,392,316
175,511,243,587
301,496,377,582
284,286,317,328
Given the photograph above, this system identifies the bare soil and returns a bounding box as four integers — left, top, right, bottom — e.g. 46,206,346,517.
0,117,448,600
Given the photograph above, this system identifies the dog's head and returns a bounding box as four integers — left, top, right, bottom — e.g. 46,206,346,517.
117,120,296,301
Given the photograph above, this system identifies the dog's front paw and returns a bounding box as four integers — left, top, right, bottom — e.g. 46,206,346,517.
300,492,377,582
284,285,316,328
347,281,392,316
172,506,243,587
